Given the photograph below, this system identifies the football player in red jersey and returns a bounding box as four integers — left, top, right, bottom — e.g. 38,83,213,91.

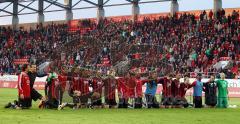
57,73,68,105
134,73,149,108
58,68,92,109
117,73,130,108
103,72,117,108
18,64,32,109
171,74,190,108
5,64,41,109
70,72,82,109
70,70,90,108
158,74,173,108
58,71,82,110
125,72,138,108
178,76,190,108
90,73,104,108
171,73,182,108
79,75,91,108
44,68,59,109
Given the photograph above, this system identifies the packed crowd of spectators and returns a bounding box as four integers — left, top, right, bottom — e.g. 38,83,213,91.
0,24,70,73
80,9,240,78
0,9,239,78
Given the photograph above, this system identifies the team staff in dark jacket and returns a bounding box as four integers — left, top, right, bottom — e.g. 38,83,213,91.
27,64,46,103
203,75,217,107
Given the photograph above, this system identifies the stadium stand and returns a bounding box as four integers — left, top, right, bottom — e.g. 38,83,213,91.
0,9,239,78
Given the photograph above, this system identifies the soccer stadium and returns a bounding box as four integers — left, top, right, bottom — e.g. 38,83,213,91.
0,0,239,124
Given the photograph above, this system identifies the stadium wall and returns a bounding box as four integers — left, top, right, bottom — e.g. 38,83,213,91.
0,75,239,97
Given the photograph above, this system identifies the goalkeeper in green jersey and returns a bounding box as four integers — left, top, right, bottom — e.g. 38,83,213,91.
39,69,59,109
216,73,228,108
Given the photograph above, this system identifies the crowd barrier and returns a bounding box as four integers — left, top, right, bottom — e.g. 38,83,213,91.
0,75,239,97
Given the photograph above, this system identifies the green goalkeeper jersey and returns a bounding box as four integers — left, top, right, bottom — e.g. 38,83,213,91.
47,72,57,82
216,79,228,98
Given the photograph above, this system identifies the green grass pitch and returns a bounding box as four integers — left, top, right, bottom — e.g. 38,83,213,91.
0,88,240,124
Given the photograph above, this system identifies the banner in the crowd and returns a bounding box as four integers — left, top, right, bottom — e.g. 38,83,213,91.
213,61,231,70
13,58,29,65
0,75,239,97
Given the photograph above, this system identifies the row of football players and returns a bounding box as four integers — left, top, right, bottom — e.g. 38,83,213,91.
42,71,188,109
10,64,228,110
42,70,228,110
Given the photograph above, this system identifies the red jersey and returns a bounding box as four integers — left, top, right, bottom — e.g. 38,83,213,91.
118,77,148,98
103,77,116,100
136,79,148,97
117,77,128,98
126,77,137,97
72,76,81,91
45,78,58,99
158,77,172,97
18,72,31,98
171,79,180,97
179,83,189,98
72,77,89,95
80,78,90,94
92,77,103,94
58,75,67,90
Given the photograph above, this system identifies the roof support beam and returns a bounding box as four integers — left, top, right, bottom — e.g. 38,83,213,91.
0,8,13,15
65,0,73,21
12,0,19,30
44,0,57,10
0,2,13,14
97,0,104,22
0,2,12,11
44,0,67,9
72,0,83,8
0,0,13,3
83,0,98,6
213,0,222,13
170,0,178,16
18,1,37,13
38,0,44,23
103,0,110,5
132,0,140,22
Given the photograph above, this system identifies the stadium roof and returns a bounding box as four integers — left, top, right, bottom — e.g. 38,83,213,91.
0,0,172,17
